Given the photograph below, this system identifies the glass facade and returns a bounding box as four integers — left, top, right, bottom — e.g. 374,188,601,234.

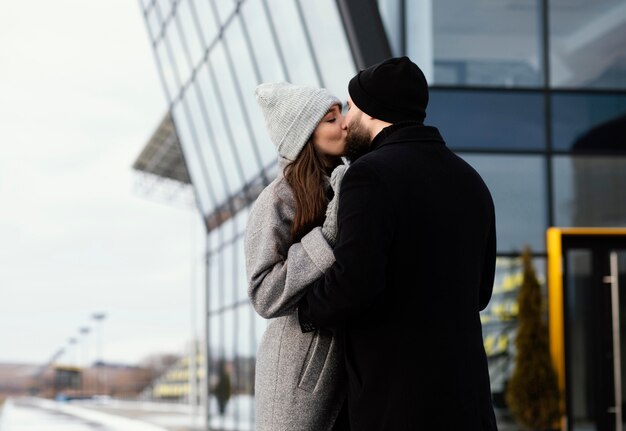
140,0,626,428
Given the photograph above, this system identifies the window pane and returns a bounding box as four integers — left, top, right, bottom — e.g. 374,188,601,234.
413,0,542,87
240,0,286,82
171,102,214,214
147,7,162,42
155,40,178,99
462,155,547,253
156,0,173,20
196,62,243,198
177,0,205,68
377,0,402,56
210,43,262,184
481,256,546,409
210,0,237,26
298,0,356,100
552,92,626,152
222,19,275,168
553,155,626,227
185,80,229,208
266,0,319,85
189,0,218,45
165,18,193,85
550,1,626,89
208,245,222,314
428,90,545,150
222,241,235,308
232,235,246,305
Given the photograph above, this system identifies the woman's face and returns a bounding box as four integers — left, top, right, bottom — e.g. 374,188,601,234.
312,104,347,157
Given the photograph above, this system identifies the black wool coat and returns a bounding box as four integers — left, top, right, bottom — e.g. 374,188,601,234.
298,122,498,431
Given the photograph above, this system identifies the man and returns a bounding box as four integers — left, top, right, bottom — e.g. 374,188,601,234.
298,56,498,430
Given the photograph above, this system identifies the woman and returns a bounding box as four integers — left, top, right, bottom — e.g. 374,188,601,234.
244,82,349,431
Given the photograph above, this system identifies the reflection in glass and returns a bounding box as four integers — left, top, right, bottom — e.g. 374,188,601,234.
564,249,594,430
550,1,626,89
480,256,546,408
165,19,193,87
413,0,542,87
462,155,546,253
427,90,545,150
552,93,626,152
553,156,626,228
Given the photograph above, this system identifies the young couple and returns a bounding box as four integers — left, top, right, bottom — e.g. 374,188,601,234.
244,56,499,431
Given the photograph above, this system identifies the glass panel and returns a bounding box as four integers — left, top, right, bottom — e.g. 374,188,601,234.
428,90,545,150
377,0,402,56
196,61,243,198
266,0,319,85
223,18,276,168
234,304,255,428
210,0,236,25
155,40,179,100
165,18,193,86
222,241,235,308
156,0,173,19
550,1,626,89
415,0,542,87
189,0,218,46
171,102,213,214
553,156,626,227
240,0,286,82
552,92,626,152
617,250,626,430
481,256,546,414
234,235,247,304
564,249,594,430
298,0,356,100
208,245,222,314
207,313,233,428
462,155,546,253
185,80,229,208
210,43,262,184
147,7,163,42
177,0,205,69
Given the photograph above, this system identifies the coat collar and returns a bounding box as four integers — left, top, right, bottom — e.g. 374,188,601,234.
370,121,445,151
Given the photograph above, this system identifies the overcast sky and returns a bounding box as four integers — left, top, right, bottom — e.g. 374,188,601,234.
0,1,205,367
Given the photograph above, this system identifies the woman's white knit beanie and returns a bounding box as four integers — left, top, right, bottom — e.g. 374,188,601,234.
255,82,341,161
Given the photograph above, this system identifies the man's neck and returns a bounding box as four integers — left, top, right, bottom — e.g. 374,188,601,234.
369,120,393,141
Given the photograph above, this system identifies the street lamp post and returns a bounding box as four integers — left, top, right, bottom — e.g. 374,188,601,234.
79,326,90,395
92,312,106,395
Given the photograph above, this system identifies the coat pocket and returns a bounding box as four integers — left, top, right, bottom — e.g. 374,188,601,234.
297,329,332,393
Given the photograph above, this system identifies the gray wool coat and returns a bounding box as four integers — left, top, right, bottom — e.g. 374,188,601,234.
244,158,346,431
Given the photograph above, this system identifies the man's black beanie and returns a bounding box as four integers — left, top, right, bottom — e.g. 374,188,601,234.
348,56,428,123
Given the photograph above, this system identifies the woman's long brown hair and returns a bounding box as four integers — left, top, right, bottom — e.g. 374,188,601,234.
284,142,341,243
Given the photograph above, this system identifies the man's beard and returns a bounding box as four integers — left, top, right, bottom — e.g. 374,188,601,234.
344,119,371,163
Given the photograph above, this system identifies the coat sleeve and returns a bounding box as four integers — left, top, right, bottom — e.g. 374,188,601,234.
298,161,395,331
244,192,335,320
479,208,497,311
